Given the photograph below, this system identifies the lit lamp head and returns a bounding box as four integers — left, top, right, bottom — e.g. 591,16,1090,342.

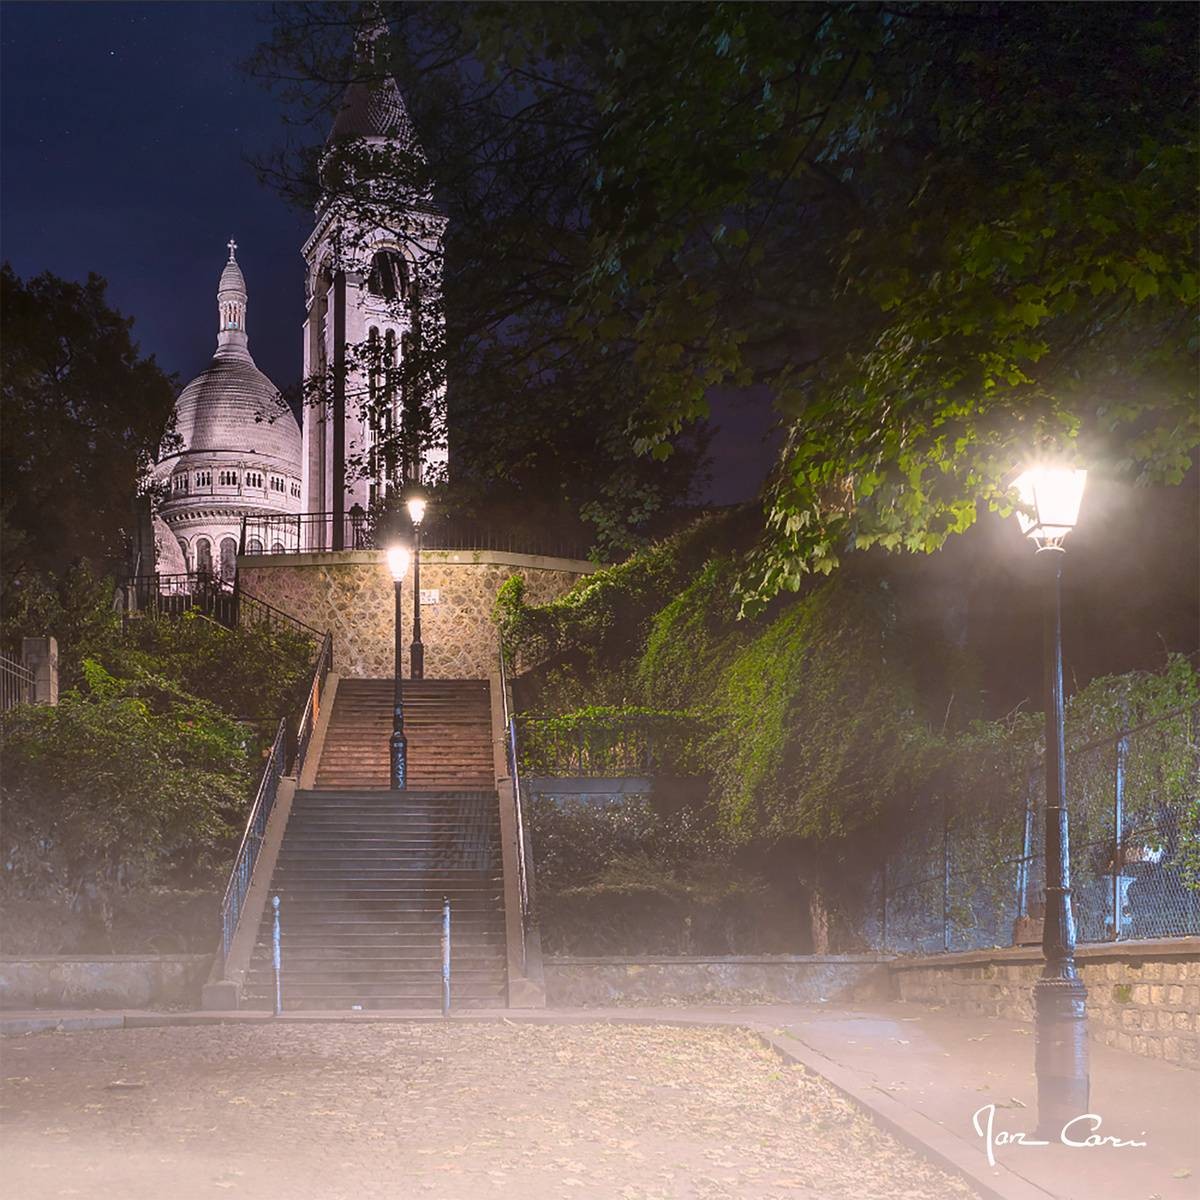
405,489,427,528
1012,465,1087,551
386,543,412,582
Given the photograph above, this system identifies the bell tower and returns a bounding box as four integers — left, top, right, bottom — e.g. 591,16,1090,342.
300,23,447,549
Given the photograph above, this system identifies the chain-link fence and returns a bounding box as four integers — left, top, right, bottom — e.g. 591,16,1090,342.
869,705,1199,954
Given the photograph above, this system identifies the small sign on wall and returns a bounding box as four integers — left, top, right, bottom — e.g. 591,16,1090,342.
419,588,441,606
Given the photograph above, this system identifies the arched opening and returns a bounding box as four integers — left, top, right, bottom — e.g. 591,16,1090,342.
176,538,190,570
367,250,409,301
219,537,238,581
195,537,213,576
246,537,263,554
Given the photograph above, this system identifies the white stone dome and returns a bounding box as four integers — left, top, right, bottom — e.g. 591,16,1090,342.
170,355,300,472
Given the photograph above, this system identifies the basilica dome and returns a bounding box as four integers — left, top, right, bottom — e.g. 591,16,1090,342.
155,243,303,579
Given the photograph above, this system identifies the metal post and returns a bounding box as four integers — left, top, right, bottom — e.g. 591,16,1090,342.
1111,736,1126,940
942,796,951,953
880,857,888,952
390,578,407,789
1033,547,1089,1137
441,896,451,1018
411,520,424,679
272,895,282,1017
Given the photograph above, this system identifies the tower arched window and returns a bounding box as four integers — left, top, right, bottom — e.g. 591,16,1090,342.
367,251,409,301
177,538,190,569
367,327,381,404
195,537,213,576
384,330,398,407
246,537,263,554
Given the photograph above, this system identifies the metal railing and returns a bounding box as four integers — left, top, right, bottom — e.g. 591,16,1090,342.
240,511,592,562
293,632,333,775
0,654,34,713
499,639,533,971
870,704,1200,954
123,572,324,642
219,630,336,964
221,718,287,963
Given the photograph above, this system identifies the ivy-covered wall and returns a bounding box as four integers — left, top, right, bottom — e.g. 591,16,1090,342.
499,513,1200,954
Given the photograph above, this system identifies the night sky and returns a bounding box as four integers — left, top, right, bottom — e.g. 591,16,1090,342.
2,3,315,398
0,1,778,504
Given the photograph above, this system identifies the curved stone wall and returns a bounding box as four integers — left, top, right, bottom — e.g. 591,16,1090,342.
237,549,595,679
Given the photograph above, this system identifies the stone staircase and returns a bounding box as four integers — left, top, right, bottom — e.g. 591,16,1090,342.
315,678,494,791
241,678,508,1011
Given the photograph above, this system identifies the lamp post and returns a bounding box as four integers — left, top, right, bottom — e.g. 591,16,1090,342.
406,490,427,680
1012,464,1089,1137
386,543,412,789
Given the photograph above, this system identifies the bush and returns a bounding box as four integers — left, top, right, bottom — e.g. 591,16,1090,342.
1,660,251,947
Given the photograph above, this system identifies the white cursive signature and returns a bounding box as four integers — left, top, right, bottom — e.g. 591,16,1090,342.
972,1104,1148,1167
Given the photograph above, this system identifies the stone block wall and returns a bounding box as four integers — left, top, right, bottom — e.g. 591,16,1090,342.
890,938,1200,1068
545,955,892,1007
0,955,212,1010
239,549,595,679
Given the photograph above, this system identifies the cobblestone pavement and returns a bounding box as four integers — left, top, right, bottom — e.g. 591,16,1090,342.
0,1022,977,1199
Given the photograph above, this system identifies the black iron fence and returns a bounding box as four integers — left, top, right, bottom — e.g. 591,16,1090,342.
240,511,592,562
0,654,34,713
123,572,323,642
866,705,1199,953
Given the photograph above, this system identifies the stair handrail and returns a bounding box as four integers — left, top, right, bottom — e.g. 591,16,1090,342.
292,632,334,775
220,717,287,964
498,637,533,970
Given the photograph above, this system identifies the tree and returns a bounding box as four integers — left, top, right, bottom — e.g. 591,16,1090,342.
253,3,1197,585
0,265,177,595
249,3,712,558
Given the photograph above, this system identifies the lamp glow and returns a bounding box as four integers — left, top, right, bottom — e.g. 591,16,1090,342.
386,544,412,582
406,494,427,527
1013,467,1087,548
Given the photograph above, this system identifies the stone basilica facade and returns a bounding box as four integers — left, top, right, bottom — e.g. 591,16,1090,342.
154,244,303,578
154,49,445,574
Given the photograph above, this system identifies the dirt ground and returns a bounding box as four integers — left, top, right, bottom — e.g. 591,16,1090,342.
0,1022,978,1199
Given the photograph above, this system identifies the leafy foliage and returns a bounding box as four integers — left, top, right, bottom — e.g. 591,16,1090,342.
0,266,176,595
1,661,251,936
0,576,319,951
253,5,1196,596
503,516,1200,947
529,794,772,955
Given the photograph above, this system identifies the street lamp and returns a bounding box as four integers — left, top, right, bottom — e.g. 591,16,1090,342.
405,489,427,680
386,542,412,789
1012,463,1089,1137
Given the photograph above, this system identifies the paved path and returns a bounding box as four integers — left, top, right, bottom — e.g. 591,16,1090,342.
2,1002,1196,1200
1,1020,973,1200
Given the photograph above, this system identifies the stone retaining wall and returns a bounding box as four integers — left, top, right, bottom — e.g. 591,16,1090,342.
239,550,595,679
890,938,1200,1068
545,955,892,1007
0,955,212,1010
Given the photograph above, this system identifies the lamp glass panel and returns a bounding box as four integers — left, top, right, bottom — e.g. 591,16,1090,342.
406,497,427,526
1014,467,1086,539
386,545,412,581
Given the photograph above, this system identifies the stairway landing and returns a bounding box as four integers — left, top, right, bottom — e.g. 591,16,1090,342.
316,678,494,791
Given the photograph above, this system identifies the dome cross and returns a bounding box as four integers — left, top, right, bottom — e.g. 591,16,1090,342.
227,238,238,260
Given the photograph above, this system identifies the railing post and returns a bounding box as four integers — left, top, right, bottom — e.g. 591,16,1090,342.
272,895,283,1016
1111,735,1127,941
942,796,951,953
441,896,451,1018
880,856,888,952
